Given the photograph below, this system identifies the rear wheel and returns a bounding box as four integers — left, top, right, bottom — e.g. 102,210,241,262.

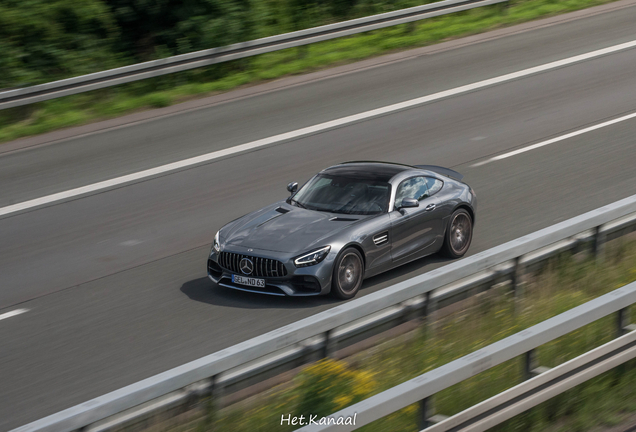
441,208,473,258
331,248,364,300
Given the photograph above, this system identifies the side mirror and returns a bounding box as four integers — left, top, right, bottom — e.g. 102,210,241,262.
287,182,298,194
398,198,419,209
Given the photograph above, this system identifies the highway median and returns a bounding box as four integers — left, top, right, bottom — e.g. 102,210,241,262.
0,0,627,145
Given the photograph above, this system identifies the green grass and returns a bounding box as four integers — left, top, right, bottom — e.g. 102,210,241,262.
166,240,636,432
0,0,622,144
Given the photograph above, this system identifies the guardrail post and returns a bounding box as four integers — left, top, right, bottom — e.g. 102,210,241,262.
523,349,538,381
593,225,606,264
512,256,525,302
202,373,222,426
614,308,633,379
212,374,224,401
423,291,437,337
418,396,434,430
617,308,631,337
323,329,336,358
417,294,442,430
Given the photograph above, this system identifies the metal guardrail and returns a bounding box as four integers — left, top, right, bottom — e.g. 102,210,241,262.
0,0,508,110
426,325,636,431
12,193,636,432
300,284,636,431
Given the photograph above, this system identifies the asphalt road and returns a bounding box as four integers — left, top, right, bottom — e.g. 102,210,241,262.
2,2,636,430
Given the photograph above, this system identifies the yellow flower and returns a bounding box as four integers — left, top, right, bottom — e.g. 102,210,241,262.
334,395,353,409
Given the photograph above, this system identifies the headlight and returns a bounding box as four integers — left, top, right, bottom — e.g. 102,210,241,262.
294,246,331,267
212,231,221,254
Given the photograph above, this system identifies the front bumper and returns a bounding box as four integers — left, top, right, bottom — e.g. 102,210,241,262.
207,245,335,296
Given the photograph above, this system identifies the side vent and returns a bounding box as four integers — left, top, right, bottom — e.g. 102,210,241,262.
275,207,290,214
373,231,389,246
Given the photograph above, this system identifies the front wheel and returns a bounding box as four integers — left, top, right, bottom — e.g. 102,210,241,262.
331,248,364,300
440,209,473,258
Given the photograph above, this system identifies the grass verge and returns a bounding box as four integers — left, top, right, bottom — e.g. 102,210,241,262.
163,239,636,432
0,0,623,145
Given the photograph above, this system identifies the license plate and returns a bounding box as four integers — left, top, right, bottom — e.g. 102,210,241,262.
232,274,266,288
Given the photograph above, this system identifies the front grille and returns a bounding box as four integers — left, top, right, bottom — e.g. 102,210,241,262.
218,252,287,278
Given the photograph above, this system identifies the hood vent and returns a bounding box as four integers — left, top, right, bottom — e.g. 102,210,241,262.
330,216,357,222
275,207,290,214
373,231,389,246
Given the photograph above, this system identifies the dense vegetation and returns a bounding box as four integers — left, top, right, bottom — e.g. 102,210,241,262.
0,0,619,143
0,0,435,90
0,0,118,89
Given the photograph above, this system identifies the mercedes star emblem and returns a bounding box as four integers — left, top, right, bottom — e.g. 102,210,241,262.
240,258,254,275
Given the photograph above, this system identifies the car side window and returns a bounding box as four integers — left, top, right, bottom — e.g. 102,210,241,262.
395,176,429,207
425,177,443,196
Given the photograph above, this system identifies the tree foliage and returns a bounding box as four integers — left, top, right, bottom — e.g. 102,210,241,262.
0,0,119,88
0,0,415,89
104,0,254,60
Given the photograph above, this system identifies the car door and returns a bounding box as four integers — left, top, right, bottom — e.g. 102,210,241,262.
390,176,445,264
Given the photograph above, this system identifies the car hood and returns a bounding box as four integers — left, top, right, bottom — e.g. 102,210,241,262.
222,202,364,253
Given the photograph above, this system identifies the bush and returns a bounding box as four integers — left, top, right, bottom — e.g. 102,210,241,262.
104,0,254,60
0,0,120,88
294,358,376,418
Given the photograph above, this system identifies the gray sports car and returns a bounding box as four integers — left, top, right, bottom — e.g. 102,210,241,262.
207,162,476,299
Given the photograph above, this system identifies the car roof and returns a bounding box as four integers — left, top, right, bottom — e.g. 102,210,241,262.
321,161,414,183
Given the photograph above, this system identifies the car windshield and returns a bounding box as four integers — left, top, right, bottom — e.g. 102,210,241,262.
292,174,391,215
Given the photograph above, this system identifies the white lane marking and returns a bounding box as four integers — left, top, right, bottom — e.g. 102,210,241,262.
2,40,636,218
0,308,28,321
471,111,636,166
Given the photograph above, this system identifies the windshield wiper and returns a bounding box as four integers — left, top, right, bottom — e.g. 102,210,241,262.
291,199,307,209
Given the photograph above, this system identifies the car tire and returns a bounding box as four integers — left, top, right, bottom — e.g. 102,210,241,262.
331,247,364,300
440,208,473,259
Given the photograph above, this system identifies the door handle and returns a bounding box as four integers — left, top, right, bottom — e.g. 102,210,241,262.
425,204,436,211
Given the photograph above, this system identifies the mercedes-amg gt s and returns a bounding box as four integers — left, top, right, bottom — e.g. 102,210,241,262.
207,162,476,299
